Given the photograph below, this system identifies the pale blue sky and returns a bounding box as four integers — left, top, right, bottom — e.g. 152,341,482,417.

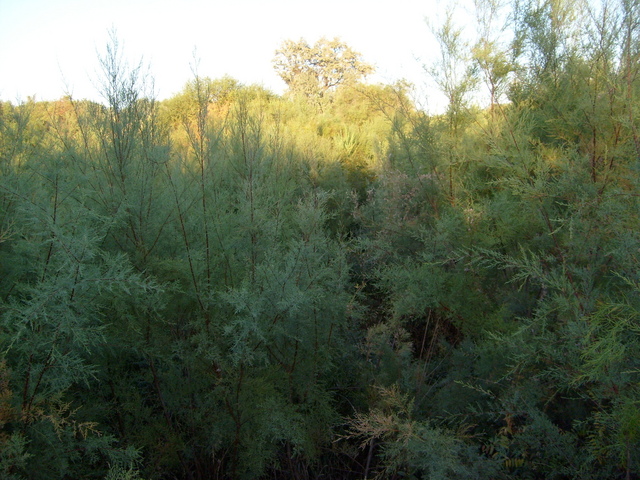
0,0,452,105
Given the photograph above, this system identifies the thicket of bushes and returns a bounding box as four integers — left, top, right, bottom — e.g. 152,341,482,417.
2,0,640,477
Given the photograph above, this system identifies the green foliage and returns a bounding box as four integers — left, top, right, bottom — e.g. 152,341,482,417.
273,37,374,102
2,7,640,477
347,385,497,479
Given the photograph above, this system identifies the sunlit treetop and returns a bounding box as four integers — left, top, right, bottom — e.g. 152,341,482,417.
273,37,374,100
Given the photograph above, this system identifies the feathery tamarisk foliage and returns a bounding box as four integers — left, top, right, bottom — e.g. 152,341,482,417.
2,8,640,477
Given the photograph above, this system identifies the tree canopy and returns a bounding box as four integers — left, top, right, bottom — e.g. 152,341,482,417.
273,37,374,99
